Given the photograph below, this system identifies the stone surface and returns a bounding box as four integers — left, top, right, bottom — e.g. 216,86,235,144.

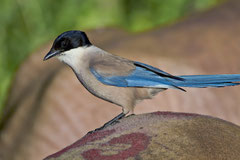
45,112,240,160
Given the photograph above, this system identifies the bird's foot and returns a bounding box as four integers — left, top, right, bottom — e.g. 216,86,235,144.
87,112,125,135
87,120,121,134
87,128,102,134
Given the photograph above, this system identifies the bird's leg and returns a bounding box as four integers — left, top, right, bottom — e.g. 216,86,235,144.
126,107,135,117
101,112,126,128
87,112,126,134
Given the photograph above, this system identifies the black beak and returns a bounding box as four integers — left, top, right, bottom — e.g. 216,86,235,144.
43,50,61,61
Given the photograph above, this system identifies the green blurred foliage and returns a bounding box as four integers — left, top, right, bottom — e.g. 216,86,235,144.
0,0,224,116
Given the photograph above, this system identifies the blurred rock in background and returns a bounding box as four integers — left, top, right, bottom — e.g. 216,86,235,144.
1,0,240,160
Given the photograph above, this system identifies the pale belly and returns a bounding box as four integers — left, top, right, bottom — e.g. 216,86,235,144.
74,69,165,114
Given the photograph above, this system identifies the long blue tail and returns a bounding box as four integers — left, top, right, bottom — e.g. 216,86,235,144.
171,74,240,88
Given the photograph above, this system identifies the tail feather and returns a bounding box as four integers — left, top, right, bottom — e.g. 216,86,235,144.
169,74,240,88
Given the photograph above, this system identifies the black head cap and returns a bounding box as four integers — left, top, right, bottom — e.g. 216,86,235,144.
44,30,92,60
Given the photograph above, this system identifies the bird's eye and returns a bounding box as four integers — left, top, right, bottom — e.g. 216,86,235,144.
61,40,68,48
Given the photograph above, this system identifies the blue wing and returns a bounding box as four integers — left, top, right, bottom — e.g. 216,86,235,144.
91,60,240,90
91,61,185,91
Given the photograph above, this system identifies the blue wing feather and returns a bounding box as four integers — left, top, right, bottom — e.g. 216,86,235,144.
134,61,184,80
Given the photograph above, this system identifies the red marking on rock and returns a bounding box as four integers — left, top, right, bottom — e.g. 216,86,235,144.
82,132,150,160
153,111,199,118
44,129,115,159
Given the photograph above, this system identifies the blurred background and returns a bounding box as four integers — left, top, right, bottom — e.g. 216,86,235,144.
0,0,223,113
2,0,240,159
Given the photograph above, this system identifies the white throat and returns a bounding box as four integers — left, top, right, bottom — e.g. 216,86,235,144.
57,45,101,71
57,47,85,64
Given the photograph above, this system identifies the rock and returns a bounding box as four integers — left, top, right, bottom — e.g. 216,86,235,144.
45,112,240,160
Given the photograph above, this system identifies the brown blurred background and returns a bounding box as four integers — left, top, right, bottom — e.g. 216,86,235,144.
1,0,240,160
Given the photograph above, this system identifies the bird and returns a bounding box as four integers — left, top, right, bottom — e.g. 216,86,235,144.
44,30,240,132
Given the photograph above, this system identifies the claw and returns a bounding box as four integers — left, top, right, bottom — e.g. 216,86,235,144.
87,112,125,134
